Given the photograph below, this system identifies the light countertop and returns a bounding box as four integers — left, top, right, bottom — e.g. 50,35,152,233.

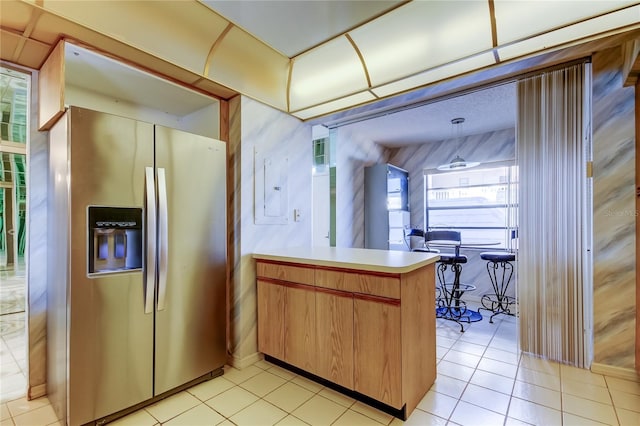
253,246,439,274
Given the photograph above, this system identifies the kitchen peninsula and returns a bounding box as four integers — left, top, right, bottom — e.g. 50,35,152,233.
253,247,439,419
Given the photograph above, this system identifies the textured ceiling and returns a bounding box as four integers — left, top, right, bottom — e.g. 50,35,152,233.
339,83,517,147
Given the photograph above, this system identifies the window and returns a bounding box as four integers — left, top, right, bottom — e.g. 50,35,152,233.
312,137,329,173
425,163,518,249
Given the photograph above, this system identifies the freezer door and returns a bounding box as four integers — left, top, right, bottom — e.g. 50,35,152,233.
66,107,155,425
154,126,227,395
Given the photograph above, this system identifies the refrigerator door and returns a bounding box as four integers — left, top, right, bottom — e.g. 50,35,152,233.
67,107,155,425
154,126,227,395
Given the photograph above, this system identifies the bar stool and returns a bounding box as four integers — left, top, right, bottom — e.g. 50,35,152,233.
409,228,443,303
478,251,517,323
424,231,480,332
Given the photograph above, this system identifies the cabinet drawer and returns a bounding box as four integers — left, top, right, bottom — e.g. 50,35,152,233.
315,268,400,299
257,261,314,285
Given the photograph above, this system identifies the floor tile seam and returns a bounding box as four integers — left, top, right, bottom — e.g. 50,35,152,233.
559,369,608,390
283,413,311,425
303,399,347,426
201,396,248,421
317,392,356,410
457,392,510,418
464,378,513,398
260,381,317,412
183,400,231,424
561,412,612,426
290,376,324,395
508,395,563,421
333,406,388,426
265,367,297,383
5,399,50,419
445,344,487,359
501,356,521,425
557,385,614,407
559,395,620,426
607,387,640,416
559,371,615,407
229,398,289,423
443,362,477,424
474,364,517,380
143,398,202,425
440,354,481,370
237,374,290,398
187,385,237,404
320,409,350,425
512,377,561,394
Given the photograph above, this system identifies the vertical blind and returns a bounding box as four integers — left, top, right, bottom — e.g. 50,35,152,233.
517,62,592,367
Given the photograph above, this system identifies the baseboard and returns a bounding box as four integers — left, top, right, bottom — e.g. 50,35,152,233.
28,383,47,400
227,351,262,369
591,363,640,382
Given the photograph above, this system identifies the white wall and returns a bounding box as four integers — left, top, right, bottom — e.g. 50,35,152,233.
334,126,390,248
228,95,312,366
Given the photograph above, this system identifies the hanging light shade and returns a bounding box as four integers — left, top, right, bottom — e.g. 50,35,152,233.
437,117,480,171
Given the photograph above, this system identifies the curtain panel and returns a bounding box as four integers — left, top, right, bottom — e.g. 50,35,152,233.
517,62,592,367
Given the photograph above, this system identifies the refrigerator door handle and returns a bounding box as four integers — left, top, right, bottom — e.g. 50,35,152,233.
157,167,168,311
144,167,156,314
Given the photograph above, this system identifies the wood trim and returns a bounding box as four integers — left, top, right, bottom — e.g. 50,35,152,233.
203,22,234,77
636,78,640,373
352,292,401,306
255,258,316,270
256,258,402,278
315,286,353,298
314,264,400,279
257,277,315,292
28,383,47,400
315,268,401,299
345,33,372,88
219,99,229,142
591,362,640,382
38,40,65,130
487,0,500,63
256,261,315,285
623,39,640,87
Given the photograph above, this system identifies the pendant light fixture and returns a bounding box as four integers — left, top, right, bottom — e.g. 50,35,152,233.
436,117,480,171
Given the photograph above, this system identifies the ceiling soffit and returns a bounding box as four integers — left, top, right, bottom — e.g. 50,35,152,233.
1,1,639,120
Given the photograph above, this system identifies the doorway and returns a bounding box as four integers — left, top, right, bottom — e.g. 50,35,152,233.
0,65,29,403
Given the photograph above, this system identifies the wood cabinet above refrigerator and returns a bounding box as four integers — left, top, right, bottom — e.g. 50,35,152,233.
38,40,222,139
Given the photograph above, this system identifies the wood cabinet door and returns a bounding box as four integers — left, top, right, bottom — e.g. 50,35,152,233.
284,285,316,372
315,289,353,388
353,295,402,408
257,280,285,359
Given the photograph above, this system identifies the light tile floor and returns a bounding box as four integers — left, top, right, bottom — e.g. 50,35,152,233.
1,262,27,405
2,309,640,425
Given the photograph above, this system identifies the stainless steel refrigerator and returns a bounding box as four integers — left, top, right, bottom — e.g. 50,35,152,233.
47,106,227,425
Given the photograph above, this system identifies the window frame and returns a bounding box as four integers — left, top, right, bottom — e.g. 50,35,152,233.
424,161,518,249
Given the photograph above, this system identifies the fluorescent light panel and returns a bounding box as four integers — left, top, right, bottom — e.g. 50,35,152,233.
349,1,493,87
289,36,369,111
494,0,639,45
292,91,375,120
498,5,640,61
372,53,496,98
209,27,290,110
288,0,639,118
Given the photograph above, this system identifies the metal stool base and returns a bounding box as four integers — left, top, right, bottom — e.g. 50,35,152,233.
478,257,517,324
478,294,517,323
